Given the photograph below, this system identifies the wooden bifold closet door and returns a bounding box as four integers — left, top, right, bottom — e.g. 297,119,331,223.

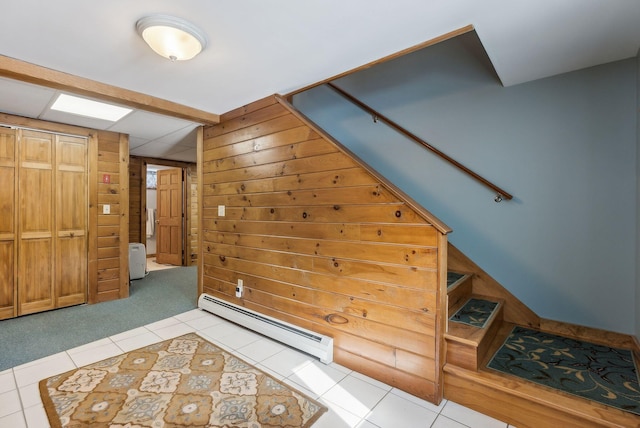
55,133,88,308
15,129,88,317
0,128,17,319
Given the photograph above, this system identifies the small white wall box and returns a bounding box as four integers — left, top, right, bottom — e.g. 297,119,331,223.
235,279,243,297
129,243,147,280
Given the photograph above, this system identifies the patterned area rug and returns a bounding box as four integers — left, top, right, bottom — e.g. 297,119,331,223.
39,333,327,427
449,298,498,328
487,326,640,416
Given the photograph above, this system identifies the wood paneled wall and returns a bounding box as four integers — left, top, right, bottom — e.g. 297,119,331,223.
95,131,129,302
199,95,450,403
188,166,198,265
128,156,145,245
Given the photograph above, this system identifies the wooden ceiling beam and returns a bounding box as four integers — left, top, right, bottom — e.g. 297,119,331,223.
0,55,219,125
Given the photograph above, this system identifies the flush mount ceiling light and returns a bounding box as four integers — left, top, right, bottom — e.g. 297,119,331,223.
136,14,207,61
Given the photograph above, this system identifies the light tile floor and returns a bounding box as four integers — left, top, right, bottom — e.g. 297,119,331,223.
146,257,179,272
0,309,515,428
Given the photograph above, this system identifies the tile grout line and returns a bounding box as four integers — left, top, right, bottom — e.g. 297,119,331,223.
9,367,29,428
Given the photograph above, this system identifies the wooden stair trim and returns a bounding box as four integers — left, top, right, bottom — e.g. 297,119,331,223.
444,364,638,428
445,296,505,371
446,299,504,347
446,276,473,317
445,321,640,427
540,318,639,350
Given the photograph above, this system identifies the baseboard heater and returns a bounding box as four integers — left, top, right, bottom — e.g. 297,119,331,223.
198,293,334,364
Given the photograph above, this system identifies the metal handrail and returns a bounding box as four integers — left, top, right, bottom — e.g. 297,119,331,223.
326,82,513,202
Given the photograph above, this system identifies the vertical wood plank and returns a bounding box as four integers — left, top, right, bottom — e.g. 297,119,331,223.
119,134,129,298
141,161,147,251
197,126,204,297
87,132,98,304
190,169,198,265
434,231,448,402
0,127,17,319
128,156,143,244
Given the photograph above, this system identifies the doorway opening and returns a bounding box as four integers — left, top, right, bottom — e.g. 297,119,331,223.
129,156,198,271
146,164,181,263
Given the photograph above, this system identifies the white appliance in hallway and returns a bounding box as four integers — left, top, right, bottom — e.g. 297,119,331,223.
128,243,147,280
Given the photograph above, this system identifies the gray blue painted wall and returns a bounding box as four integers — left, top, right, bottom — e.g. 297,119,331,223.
293,34,637,335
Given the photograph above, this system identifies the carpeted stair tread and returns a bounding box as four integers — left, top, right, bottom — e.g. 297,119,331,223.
447,271,467,288
449,297,499,328
445,296,505,371
487,325,640,417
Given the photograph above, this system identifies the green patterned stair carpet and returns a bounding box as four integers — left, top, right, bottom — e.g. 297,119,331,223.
447,271,465,288
487,326,640,416
449,298,498,328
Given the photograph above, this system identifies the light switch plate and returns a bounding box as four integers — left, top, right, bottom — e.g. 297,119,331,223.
218,205,225,216
103,204,110,214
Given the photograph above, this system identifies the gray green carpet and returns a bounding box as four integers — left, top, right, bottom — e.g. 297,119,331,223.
487,326,640,416
0,266,197,372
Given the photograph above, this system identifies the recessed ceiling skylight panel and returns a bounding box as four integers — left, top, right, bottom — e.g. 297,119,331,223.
50,93,133,122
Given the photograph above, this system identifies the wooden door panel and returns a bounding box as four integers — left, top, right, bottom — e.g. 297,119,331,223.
156,168,183,265
56,235,87,308
0,128,15,167
56,135,87,307
0,167,14,235
57,135,86,168
20,168,53,233
0,241,15,319
18,238,54,315
57,170,86,230
169,225,181,254
21,130,53,165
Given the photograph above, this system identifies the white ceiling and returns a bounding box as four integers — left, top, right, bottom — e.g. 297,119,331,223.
1,0,639,163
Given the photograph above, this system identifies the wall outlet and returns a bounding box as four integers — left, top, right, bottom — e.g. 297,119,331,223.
103,204,110,214
218,205,226,216
235,279,243,297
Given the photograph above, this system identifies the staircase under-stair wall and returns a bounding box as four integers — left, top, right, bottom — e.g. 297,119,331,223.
445,243,640,427
201,94,640,427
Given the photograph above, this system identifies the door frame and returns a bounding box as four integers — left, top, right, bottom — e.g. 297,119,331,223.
154,167,183,265
130,156,196,267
